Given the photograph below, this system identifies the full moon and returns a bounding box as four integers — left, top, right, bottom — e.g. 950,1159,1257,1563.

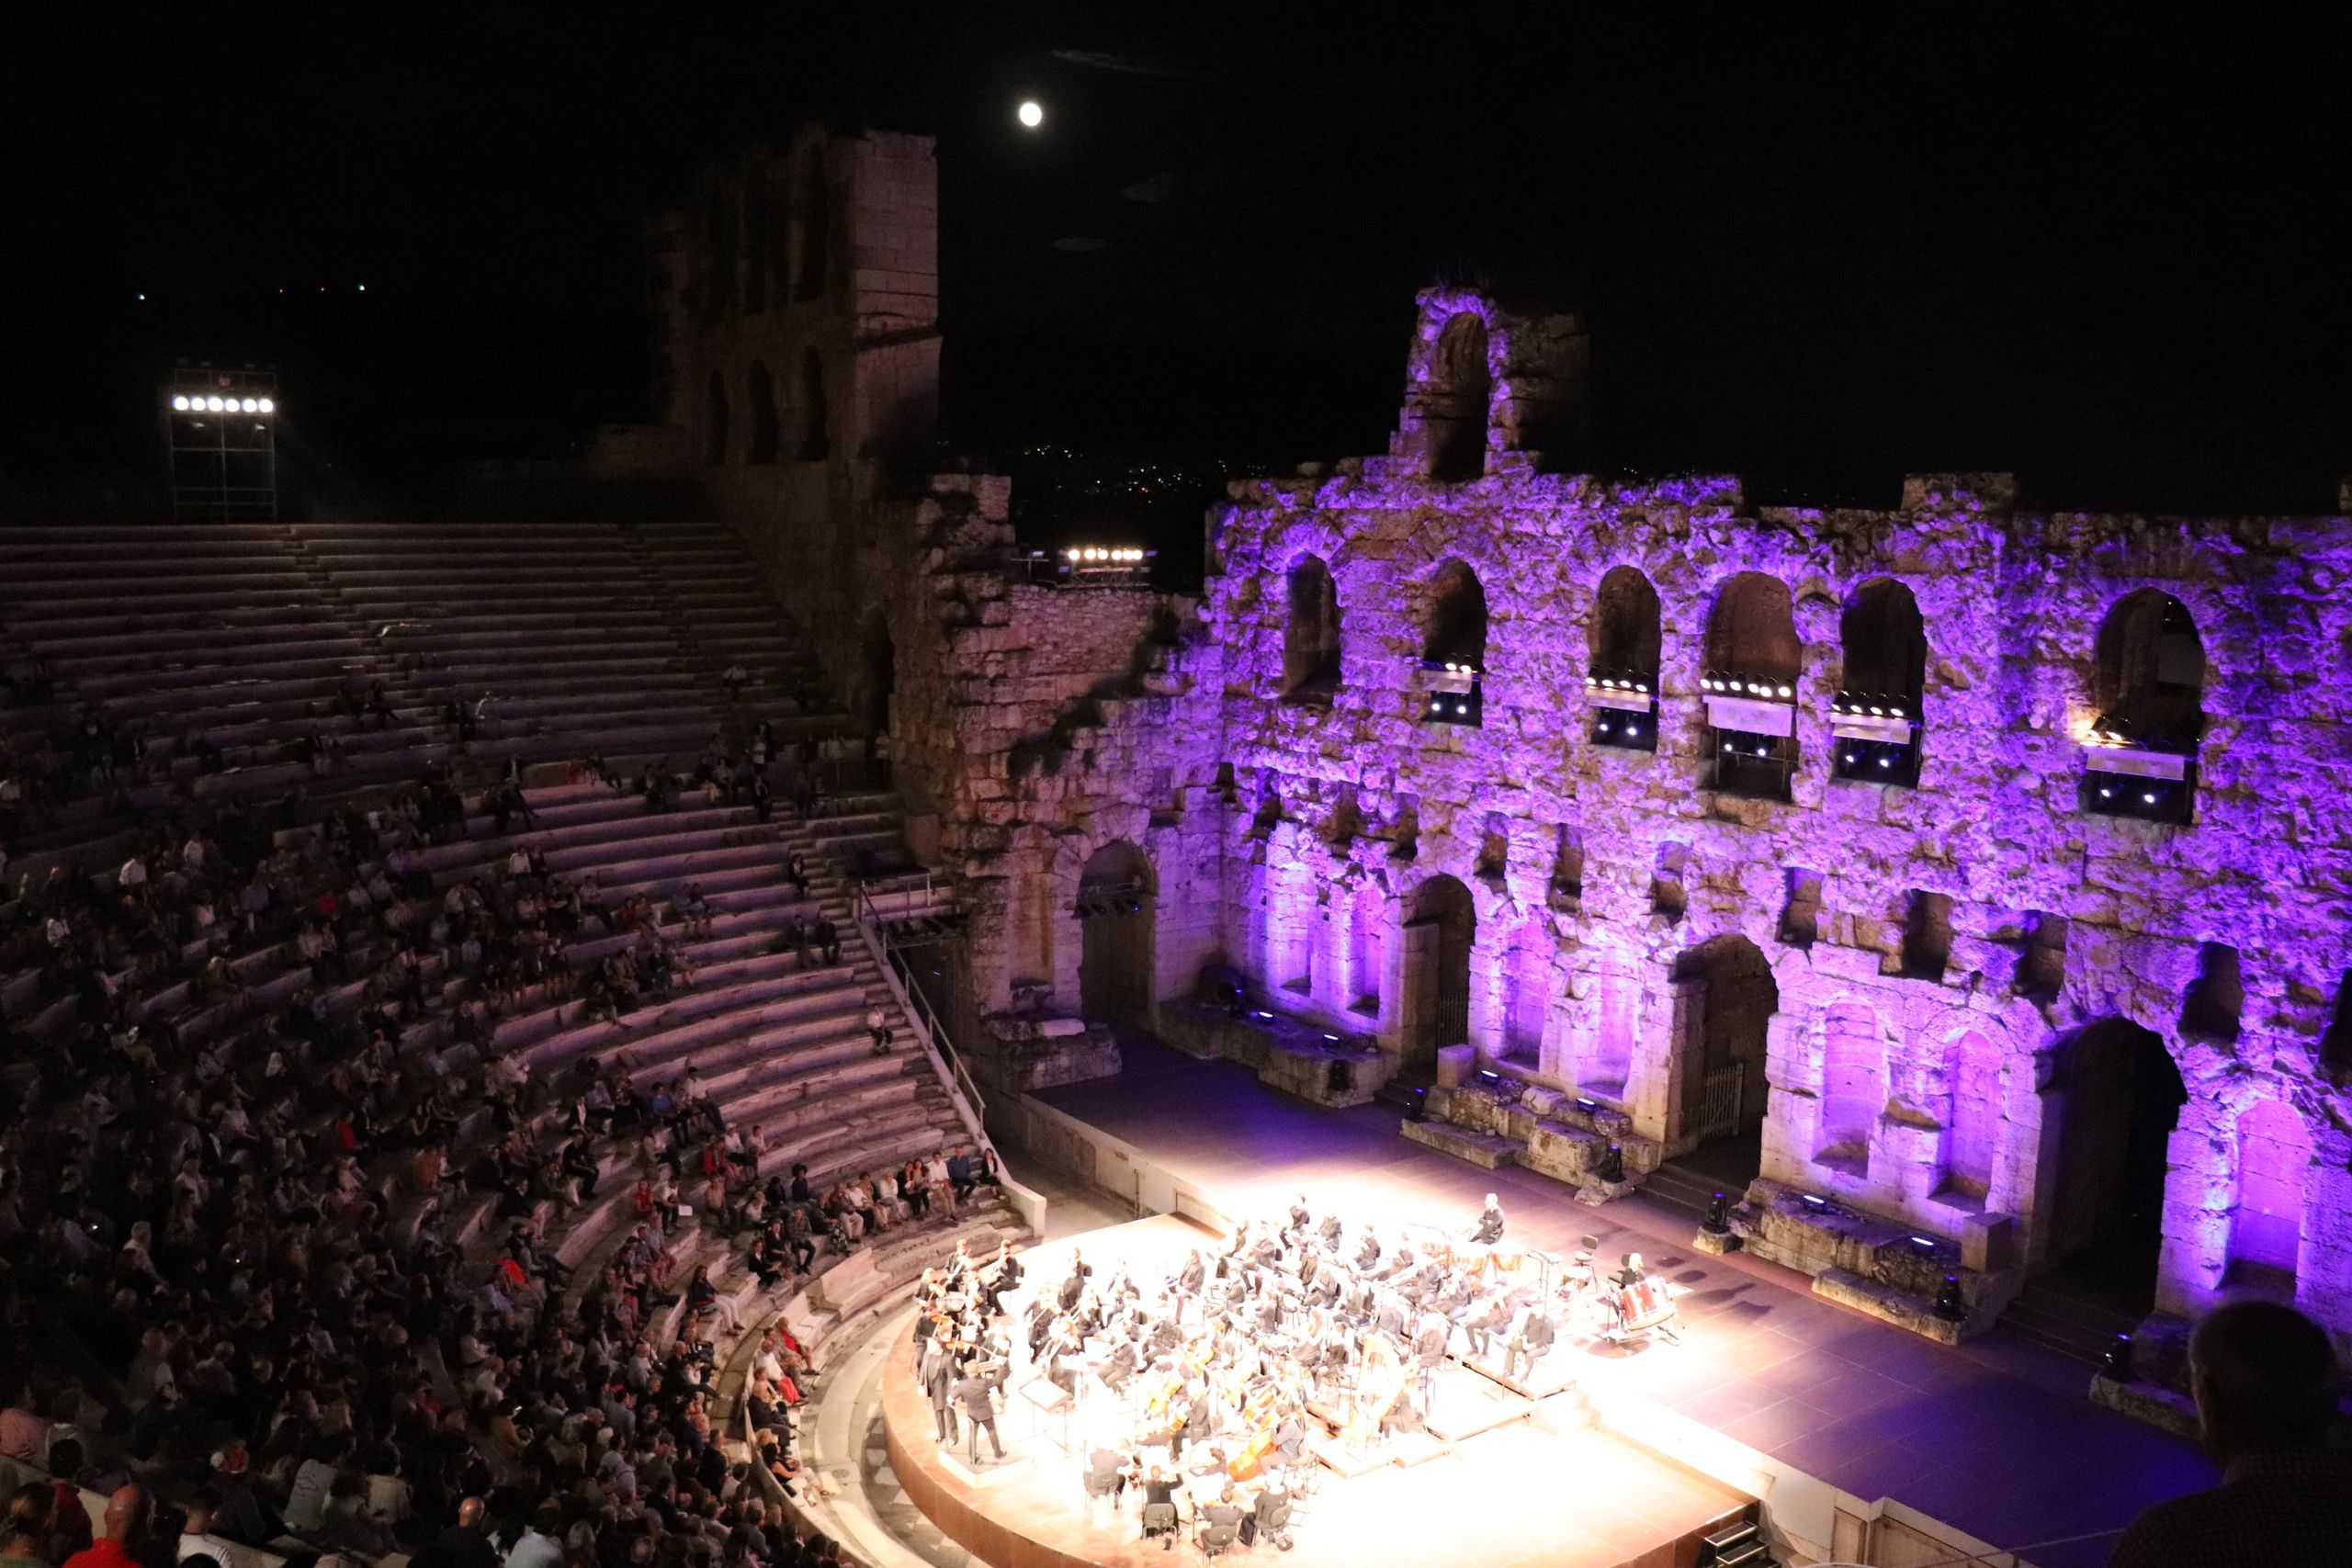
1016,100,1044,129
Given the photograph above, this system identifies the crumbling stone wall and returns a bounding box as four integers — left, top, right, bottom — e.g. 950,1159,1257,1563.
1177,283,2352,1346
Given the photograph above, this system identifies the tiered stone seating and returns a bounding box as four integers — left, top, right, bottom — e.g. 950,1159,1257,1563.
0,521,1025,1566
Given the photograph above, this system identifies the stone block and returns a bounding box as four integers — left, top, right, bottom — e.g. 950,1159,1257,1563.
1436,1043,1476,1087
1400,1118,1521,1170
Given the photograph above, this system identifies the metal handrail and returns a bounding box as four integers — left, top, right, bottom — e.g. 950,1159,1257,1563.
850,877,1046,1236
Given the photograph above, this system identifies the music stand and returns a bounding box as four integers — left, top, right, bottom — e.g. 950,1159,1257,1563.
1018,1374,1075,1455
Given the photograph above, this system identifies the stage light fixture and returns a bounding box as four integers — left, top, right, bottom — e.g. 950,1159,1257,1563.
1800,1193,1828,1210
1933,1276,1965,1322
2100,1333,2134,1381
1703,1192,1731,1234
171,395,190,411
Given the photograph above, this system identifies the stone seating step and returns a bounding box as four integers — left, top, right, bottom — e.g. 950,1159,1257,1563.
1400,1118,1522,1169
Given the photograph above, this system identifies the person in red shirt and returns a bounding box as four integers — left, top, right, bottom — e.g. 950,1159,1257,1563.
61,1484,145,1568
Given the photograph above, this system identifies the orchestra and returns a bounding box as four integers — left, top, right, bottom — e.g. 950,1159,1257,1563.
904,1194,1682,1551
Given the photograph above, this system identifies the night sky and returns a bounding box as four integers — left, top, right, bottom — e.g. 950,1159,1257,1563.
9,5,2351,519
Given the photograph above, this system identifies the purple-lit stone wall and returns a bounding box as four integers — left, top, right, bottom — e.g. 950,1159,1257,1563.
917,283,2352,1350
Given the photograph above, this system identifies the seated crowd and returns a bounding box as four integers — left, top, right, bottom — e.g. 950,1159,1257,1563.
0,741,965,1568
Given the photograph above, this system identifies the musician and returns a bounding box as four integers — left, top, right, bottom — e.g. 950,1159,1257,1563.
1471,1192,1506,1246
1272,1407,1308,1469
979,1242,1023,1315
1137,1466,1182,1541
1375,1239,1418,1281
956,1367,1006,1461
1170,1247,1206,1323
921,1337,961,1443
1198,1484,1248,1548
1306,1267,1340,1311
1411,1309,1451,1372
1372,1292,1408,1338
1098,1336,1139,1395
1612,1250,1647,1288
1044,1317,1082,1398
1463,1293,1513,1359
1502,1305,1556,1383
1059,1248,1094,1311
1170,1384,1216,1461
1317,1212,1344,1254
1026,1296,1058,1358
1352,1225,1382,1273
1286,1194,1312,1238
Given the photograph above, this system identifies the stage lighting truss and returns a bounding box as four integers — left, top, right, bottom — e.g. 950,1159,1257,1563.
1071,878,1151,919
1016,546,1156,587
2079,712,2197,825
1699,670,1797,799
1829,688,1920,785
1584,670,1657,752
163,365,280,522
1417,657,1483,728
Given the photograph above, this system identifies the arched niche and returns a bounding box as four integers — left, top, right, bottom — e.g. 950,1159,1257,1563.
795,147,830,301
1281,555,1342,702
1498,917,1550,1069
745,360,780,464
1668,934,1776,1169
2227,1100,2310,1295
2041,1019,2186,1289
1402,874,1476,1068
1077,840,1158,1030
1423,312,1491,481
797,350,831,461
742,164,771,313
1589,566,1662,750
703,371,730,467
1815,1000,1886,1176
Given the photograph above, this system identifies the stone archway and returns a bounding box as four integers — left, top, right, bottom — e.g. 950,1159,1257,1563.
1666,935,1777,1173
1401,875,1476,1071
1077,841,1157,1030
2040,1018,2188,1306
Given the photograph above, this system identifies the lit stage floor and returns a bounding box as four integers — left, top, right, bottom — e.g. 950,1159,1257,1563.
880,1215,1754,1568
1023,1038,2216,1568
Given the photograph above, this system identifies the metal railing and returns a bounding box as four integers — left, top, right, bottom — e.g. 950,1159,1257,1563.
850,879,1047,1237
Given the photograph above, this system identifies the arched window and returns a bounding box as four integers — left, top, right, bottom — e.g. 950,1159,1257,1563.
2044,1019,2185,1269
1077,840,1157,1028
704,190,735,321
1281,555,1341,702
1405,875,1476,1066
1702,571,1801,799
1669,935,1776,1164
1423,312,1490,481
1834,578,1926,784
741,164,771,313
797,351,830,461
795,148,830,301
1423,560,1487,669
703,371,729,466
1589,566,1661,751
2086,590,2204,822
745,360,779,464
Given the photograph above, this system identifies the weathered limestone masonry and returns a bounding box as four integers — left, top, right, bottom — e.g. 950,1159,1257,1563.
1186,284,2352,1376
631,134,2350,1395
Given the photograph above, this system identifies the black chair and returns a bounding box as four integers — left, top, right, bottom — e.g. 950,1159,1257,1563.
1198,1522,1238,1562
1253,1488,1295,1551
1142,1502,1178,1549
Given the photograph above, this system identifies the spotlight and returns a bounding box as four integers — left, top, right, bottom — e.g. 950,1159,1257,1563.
1573,1097,1598,1112
205,396,225,412
2099,786,2114,798
2142,792,2157,805
1909,1235,1937,1251
1598,1143,1625,1183
1776,684,1792,699
1877,756,1892,769
1754,745,1768,756
240,398,257,412
171,395,190,411
1703,1192,1731,1235
1252,1010,1274,1021
1598,721,1612,734
1843,750,1857,764
1800,1193,1828,1211
1933,1276,1965,1322
2100,1333,2135,1381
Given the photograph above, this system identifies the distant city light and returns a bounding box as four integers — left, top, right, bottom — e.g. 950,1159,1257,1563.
1017,100,1044,129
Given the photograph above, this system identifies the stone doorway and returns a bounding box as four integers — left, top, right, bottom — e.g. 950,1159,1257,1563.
1666,935,1776,1178
2041,1019,2187,1314
1400,874,1475,1072
1077,841,1156,1030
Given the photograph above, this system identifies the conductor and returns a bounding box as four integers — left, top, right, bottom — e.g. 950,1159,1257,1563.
1470,1192,1506,1246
